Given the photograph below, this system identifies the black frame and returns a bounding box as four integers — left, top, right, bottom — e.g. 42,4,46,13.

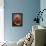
12,13,23,27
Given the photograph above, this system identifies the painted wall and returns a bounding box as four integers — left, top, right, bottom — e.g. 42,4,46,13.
40,0,46,26
4,0,40,42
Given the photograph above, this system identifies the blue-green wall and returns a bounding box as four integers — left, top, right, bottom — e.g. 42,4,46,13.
40,0,46,27
4,0,40,42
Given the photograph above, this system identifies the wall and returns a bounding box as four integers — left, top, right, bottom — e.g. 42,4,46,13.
40,0,46,26
4,0,40,42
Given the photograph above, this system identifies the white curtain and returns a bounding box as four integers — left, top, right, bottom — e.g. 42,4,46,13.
0,0,4,42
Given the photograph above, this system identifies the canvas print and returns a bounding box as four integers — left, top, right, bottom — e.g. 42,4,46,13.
12,13,23,26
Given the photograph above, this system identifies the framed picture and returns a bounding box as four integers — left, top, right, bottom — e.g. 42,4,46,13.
12,13,23,26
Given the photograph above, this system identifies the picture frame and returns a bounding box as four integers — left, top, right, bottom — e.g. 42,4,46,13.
12,13,23,27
